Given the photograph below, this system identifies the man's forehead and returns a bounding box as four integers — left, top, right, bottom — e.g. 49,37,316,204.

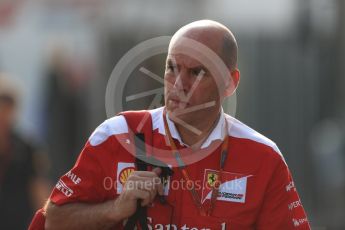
166,53,205,68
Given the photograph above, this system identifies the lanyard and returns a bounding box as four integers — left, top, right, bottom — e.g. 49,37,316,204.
163,110,229,216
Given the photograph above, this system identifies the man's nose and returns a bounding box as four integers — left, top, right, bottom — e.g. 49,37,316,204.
173,69,189,92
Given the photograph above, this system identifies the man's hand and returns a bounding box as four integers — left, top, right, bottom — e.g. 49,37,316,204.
111,167,163,221
45,168,163,230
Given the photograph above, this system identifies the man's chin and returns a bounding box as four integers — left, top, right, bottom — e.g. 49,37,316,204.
166,105,189,116
167,110,194,124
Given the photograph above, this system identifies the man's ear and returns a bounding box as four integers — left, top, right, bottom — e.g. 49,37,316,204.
224,68,240,97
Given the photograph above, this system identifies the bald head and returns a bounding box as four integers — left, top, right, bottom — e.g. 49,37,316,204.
169,20,238,70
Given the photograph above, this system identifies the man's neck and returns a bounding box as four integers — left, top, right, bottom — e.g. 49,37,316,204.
173,111,221,149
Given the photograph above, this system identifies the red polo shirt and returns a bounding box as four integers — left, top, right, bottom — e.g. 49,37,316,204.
49,107,310,229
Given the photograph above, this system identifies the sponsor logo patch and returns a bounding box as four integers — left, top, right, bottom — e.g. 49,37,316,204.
56,179,73,197
117,162,135,194
286,181,296,192
292,217,308,227
119,167,135,185
201,169,252,204
116,162,171,195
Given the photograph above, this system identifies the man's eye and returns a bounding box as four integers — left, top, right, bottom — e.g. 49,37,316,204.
166,65,176,72
191,68,206,76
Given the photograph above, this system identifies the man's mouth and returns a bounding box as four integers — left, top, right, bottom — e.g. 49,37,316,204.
168,98,189,108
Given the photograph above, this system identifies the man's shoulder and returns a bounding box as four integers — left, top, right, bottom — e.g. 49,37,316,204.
88,108,162,146
88,116,129,146
225,114,283,159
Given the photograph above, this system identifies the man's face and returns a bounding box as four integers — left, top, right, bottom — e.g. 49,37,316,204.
164,51,222,124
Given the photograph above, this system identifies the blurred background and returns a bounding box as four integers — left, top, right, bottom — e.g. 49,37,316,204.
0,0,344,229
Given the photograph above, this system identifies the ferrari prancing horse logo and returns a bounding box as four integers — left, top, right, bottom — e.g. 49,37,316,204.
207,172,219,187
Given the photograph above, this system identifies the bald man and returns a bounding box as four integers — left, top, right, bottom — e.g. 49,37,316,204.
31,20,310,230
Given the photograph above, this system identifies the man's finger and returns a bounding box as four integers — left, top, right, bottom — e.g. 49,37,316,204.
157,181,164,196
131,189,150,203
132,170,160,178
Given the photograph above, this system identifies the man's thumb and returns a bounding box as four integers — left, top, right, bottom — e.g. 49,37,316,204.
152,167,162,176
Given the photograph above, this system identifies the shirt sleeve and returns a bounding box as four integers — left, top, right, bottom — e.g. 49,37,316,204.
49,141,110,205
49,116,129,206
256,156,311,229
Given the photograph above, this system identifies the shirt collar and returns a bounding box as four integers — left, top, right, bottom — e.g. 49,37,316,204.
159,107,227,149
